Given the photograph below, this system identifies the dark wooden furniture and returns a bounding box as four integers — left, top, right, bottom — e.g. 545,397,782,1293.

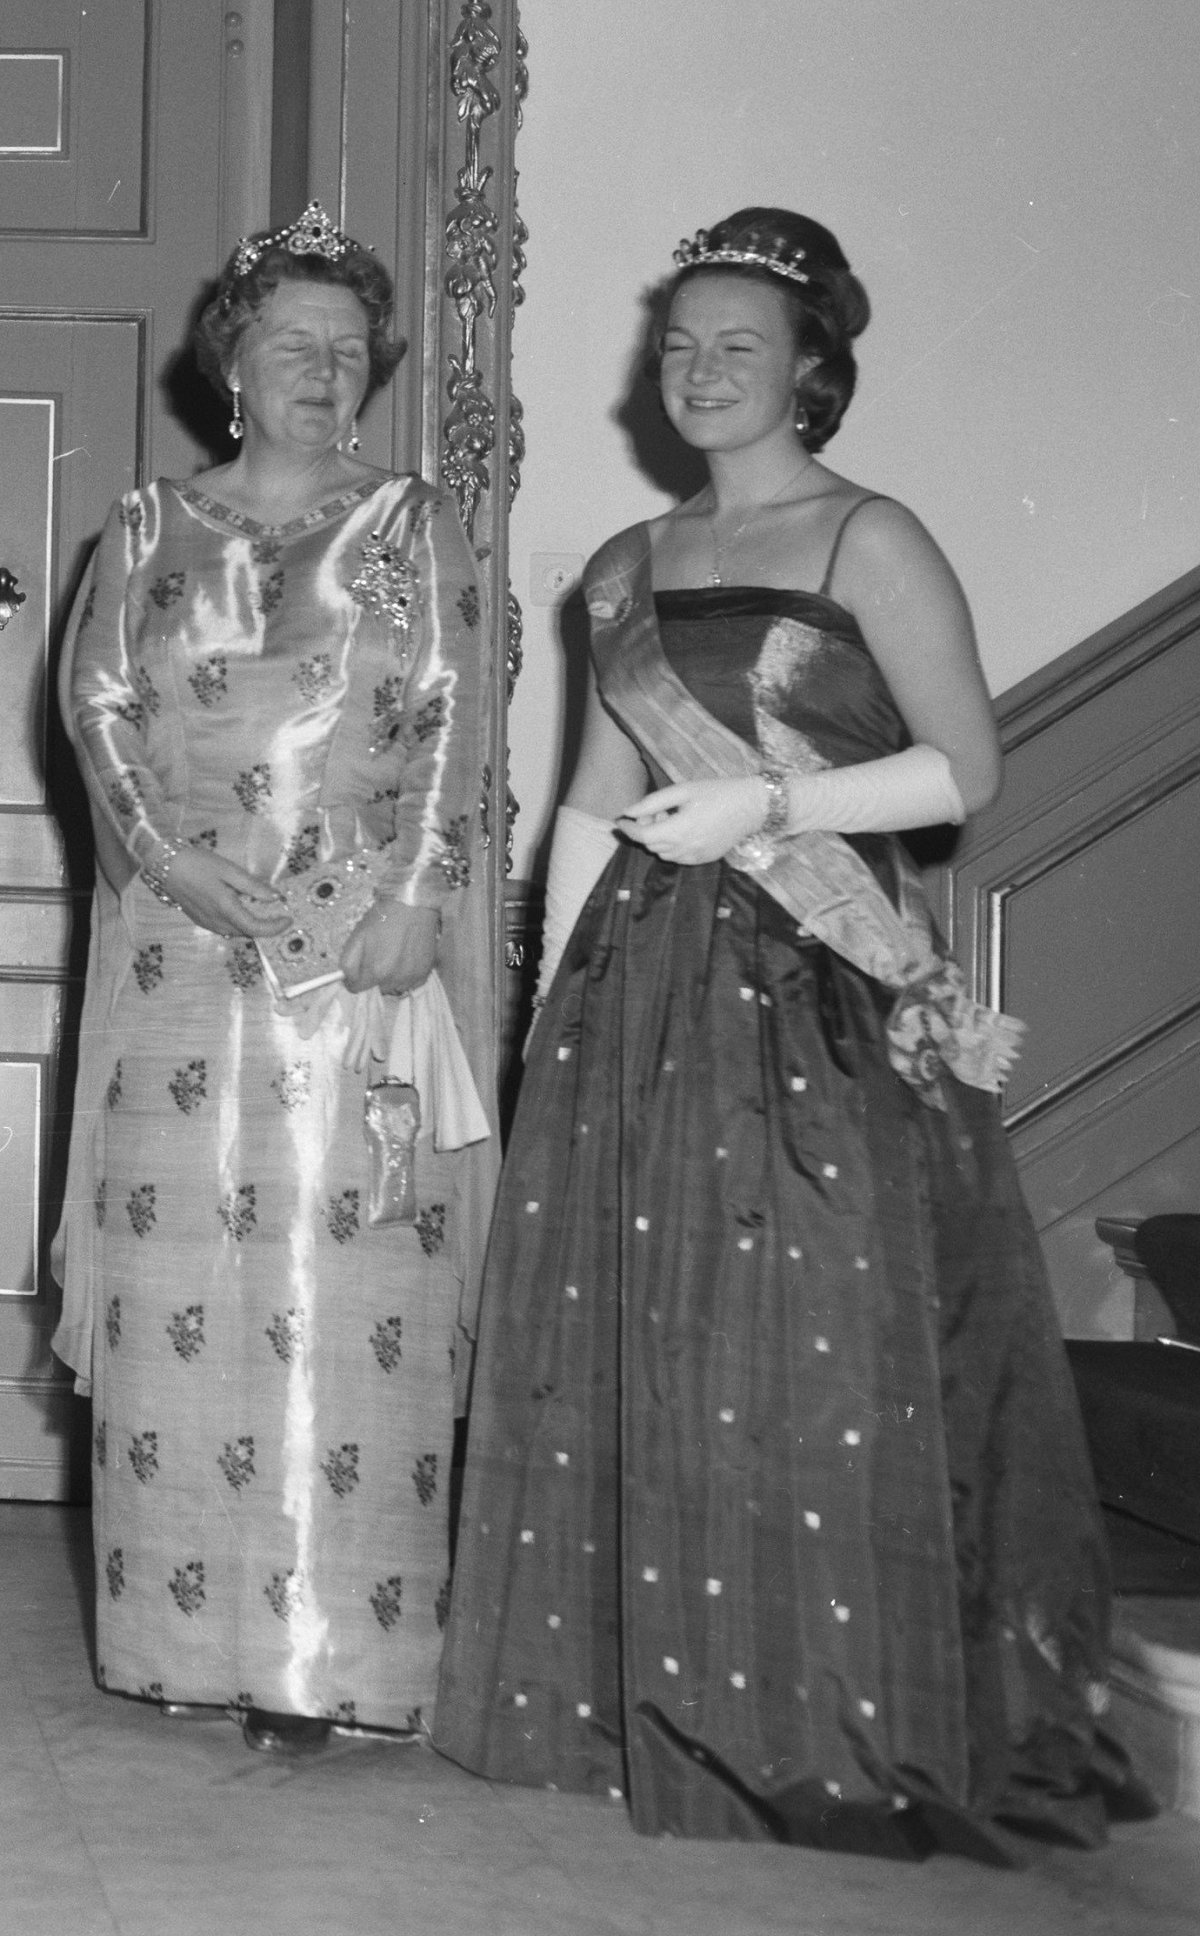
1068,1216,1200,1550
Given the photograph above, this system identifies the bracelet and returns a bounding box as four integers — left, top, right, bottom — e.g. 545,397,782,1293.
758,766,790,840
140,838,182,907
729,767,791,875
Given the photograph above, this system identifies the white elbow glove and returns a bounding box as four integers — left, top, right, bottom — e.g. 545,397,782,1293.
534,805,620,1006
781,744,965,835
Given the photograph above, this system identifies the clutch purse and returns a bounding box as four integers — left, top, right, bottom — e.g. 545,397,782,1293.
255,851,382,1000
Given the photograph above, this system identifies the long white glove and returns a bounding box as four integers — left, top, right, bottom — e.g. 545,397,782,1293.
774,743,965,834
534,804,619,1007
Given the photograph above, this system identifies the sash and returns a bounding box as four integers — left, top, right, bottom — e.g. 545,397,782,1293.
584,523,1023,1110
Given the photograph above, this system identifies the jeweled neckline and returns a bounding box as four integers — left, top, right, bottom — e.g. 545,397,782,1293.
170,475,384,539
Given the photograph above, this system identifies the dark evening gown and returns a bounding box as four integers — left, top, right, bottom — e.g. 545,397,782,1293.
436,526,1146,1860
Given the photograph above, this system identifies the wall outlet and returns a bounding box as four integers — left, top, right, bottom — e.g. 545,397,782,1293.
530,552,583,606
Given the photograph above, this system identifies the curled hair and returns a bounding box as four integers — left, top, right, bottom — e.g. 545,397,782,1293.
671,207,870,450
193,236,406,397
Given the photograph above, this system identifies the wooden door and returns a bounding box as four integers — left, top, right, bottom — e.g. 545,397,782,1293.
0,0,271,1497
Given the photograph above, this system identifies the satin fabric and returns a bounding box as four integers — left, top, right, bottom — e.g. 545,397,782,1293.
52,476,497,1727
585,526,1022,1105
435,556,1141,1856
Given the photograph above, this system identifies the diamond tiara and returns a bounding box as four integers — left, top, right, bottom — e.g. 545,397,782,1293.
672,228,809,287
231,201,359,282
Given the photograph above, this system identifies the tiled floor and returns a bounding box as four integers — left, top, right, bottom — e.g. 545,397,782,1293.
2,1503,1198,1936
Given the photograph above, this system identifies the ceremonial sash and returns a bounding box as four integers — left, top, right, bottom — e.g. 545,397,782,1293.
584,523,1022,1110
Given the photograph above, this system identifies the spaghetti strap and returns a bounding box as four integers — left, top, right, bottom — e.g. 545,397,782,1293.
817,493,888,599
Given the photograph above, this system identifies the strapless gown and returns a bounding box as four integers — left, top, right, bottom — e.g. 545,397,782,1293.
436,584,1146,1859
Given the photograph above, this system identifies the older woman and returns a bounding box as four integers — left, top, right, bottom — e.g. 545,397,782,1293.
53,204,495,1751
437,208,1150,1854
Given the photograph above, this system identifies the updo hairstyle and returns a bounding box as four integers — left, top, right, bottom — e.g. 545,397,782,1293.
193,236,406,399
671,206,870,451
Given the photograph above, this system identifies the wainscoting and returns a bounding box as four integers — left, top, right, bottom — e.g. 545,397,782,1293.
929,565,1200,1337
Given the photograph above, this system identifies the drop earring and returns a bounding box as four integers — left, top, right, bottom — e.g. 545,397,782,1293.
228,384,244,442
794,397,809,437
347,418,361,453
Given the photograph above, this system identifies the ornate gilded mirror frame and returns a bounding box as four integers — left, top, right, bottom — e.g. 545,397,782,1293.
302,0,526,1062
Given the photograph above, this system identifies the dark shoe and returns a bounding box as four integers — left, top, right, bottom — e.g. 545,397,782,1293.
242,1707,332,1754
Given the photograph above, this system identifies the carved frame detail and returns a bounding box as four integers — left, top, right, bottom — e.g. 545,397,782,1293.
438,3,526,892
305,0,525,1052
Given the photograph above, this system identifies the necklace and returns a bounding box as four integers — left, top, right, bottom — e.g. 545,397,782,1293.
707,462,813,587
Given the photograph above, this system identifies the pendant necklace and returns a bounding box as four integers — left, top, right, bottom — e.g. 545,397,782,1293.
707,461,813,587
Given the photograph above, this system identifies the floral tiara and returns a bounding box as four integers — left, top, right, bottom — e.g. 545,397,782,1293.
672,227,809,287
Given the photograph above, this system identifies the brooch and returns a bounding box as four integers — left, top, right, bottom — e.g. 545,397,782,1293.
350,531,418,635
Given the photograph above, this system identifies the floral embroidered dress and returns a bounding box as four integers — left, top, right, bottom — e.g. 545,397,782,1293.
435,519,1143,1857
53,475,495,1729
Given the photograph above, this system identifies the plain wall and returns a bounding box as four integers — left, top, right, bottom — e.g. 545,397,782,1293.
505,0,1200,877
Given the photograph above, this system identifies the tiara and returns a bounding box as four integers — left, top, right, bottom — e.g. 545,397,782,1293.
672,228,809,287
231,201,358,281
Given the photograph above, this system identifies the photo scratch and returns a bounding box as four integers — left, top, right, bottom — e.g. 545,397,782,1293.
857,256,1040,421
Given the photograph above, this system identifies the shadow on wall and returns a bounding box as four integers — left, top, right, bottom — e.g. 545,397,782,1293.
612,277,709,505
160,278,235,469
529,284,709,883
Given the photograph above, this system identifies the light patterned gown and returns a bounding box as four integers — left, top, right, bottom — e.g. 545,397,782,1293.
52,474,495,1729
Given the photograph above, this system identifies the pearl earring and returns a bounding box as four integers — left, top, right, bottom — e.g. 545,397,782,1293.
228,384,244,442
347,418,361,453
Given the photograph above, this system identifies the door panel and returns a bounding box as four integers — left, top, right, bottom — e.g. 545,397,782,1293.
0,395,54,809
0,319,143,813
0,0,149,234
0,1055,43,1299
0,0,272,1498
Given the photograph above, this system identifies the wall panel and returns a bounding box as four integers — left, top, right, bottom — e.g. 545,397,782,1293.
935,567,1200,1336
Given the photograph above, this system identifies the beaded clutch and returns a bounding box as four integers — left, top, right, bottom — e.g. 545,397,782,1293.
255,851,382,1000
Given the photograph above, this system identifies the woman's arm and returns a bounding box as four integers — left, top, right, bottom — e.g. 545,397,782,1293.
65,497,177,874
564,661,651,820
830,496,1002,815
65,495,286,935
369,489,488,907
343,489,487,995
522,660,648,1014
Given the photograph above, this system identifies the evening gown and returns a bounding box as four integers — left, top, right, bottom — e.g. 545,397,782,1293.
435,511,1145,1858
53,475,495,1729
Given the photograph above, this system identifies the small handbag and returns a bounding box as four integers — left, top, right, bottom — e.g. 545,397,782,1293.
363,1077,421,1225
363,989,422,1225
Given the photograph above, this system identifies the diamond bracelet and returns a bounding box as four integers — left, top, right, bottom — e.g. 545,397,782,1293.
140,838,182,907
729,767,792,874
758,766,790,840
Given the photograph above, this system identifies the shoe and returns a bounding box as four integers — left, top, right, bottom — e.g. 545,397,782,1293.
242,1707,332,1754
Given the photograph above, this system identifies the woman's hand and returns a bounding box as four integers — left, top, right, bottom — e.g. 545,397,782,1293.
618,777,766,865
158,846,290,938
339,901,439,996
